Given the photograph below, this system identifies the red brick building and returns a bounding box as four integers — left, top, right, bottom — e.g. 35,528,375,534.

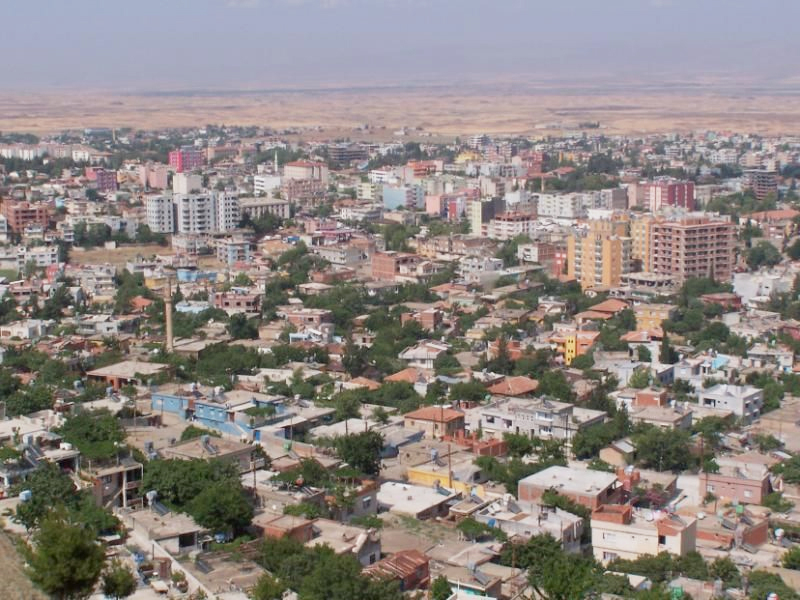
2,201,50,232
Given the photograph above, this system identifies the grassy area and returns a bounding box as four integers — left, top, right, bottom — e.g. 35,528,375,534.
0,530,47,599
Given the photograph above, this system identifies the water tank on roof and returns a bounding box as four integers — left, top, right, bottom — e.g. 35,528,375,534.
19,490,32,502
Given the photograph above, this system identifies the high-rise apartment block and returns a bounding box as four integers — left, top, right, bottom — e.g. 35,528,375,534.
650,217,736,283
745,170,778,200
567,219,631,290
145,192,239,235
145,195,174,234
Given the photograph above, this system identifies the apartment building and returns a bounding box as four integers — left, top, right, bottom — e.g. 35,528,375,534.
145,195,174,234
282,178,327,203
92,168,118,192
698,453,772,505
382,184,424,210
168,147,204,173
567,219,632,290
650,217,736,283
547,327,600,365
371,251,422,281
2,201,50,232
536,193,588,221
340,202,382,222
591,504,696,564
213,291,261,314
486,211,536,241
283,160,329,184
239,197,290,220
634,303,677,331
630,214,656,271
214,192,240,233
642,179,695,212
253,174,282,196
174,194,215,234
745,170,778,200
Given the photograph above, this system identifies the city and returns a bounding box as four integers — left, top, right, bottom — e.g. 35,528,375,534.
2,2,800,600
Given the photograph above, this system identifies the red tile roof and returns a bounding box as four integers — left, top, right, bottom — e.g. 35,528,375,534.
404,406,463,423
487,376,539,397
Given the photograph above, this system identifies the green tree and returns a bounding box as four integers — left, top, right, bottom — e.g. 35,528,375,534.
538,370,575,402
334,431,384,476
23,510,105,600
708,557,741,588
747,241,782,269
526,535,596,600
14,462,77,529
629,367,651,389
783,546,800,570
101,559,137,600
190,481,254,534
633,426,693,472
637,346,652,363
252,574,285,600
227,313,259,340
57,409,126,461
430,575,452,600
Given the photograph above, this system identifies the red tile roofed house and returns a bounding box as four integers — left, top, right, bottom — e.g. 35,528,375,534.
699,292,742,311
404,406,465,439
346,376,382,391
385,367,429,385
487,376,539,397
743,208,800,239
363,549,430,591
588,298,630,316
486,338,524,361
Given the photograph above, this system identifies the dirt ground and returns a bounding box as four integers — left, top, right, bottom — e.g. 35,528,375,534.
0,530,47,600
69,244,172,268
3,80,800,136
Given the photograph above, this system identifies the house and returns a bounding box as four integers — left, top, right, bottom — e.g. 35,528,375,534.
364,549,430,591
160,436,259,473
634,303,677,331
404,406,465,439
398,340,450,369
256,514,315,542
486,376,539,397
123,508,206,555
591,504,696,564
698,452,775,505
697,384,763,423
677,504,770,549
86,360,170,391
377,481,459,519
600,440,636,468
305,519,381,567
629,405,693,431
517,465,622,510
89,458,144,509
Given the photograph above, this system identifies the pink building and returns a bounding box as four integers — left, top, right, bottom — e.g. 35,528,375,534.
169,148,204,173
643,179,695,212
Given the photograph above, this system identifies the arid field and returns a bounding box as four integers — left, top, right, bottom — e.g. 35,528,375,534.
3,80,800,137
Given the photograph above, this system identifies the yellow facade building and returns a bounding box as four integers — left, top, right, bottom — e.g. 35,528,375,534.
567,219,632,290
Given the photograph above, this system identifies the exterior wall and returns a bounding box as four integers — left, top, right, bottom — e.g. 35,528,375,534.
698,472,770,505
651,218,736,283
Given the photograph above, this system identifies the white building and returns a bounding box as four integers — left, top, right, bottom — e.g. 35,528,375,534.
697,384,763,424
174,193,216,234
214,192,240,233
17,245,60,270
536,193,589,221
240,197,290,221
253,174,282,196
145,195,174,234
172,173,203,195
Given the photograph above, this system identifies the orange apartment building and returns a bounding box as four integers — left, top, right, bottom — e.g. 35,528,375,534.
371,251,421,281
2,201,51,232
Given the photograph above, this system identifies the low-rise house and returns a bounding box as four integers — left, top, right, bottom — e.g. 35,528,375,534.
697,384,763,423
698,452,775,505
404,406,465,439
363,549,430,591
160,435,259,472
377,481,459,519
518,465,622,510
629,405,693,431
305,519,381,566
87,359,170,391
398,339,450,369
89,458,144,509
677,504,770,550
591,504,697,564
123,508,206,555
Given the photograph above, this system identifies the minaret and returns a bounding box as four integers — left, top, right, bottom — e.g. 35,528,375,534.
274,150,279,174
164,278,174,353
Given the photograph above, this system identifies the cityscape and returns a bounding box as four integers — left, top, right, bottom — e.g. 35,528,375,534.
3,2,800,600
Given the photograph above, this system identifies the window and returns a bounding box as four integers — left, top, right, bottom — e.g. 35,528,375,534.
744,490,752,498
658,535,666,545
602,532,616,540
706,484,714,493
362,497,372,509
603,552,618,562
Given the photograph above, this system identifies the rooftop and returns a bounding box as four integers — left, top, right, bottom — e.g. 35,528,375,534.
519,465,618,496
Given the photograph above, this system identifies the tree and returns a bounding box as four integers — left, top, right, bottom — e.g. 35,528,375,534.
333,392,362,422
57,409,125,461
14,462,77,529
101,560,137,600
747,241,782,269
334,431,383,476
783,546,800,570
252,574,285,600
633,426,693,472
629,367,651,389
708,557,741,588
788,238,800,260
190,481,254,534
538,370,575,402
430,575,452,600
525,535,596,600
23,510,105,600
637,346,652,363
488,336,514,374
227,313,259,340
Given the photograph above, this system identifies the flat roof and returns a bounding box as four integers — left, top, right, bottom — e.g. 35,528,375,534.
519,465,617,496
87,360,168,379
161,437,253,461
377,481,459,516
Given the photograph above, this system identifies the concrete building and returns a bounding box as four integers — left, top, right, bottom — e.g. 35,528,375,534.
174,193,215,234
214,192,240,233
377,481,459,519
518,465,622,510
650,217,736,284
404,406,466,438
253,174,282,196
634,303,676,331
591,504,696,564
745,170,778,200
2,201,50,232
698,453,773,506
145,195,175,234
382,184,424,210
568,219,631,290
697,384,763,423
239,197,290,220
283,160,329,184
485,211,537,241
172,172,203,194
642,179,695,212
169,147,204,173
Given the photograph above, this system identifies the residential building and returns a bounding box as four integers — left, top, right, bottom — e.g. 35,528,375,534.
698,453,774,505
634,303,676,331
650,217,736,284
382,184,424,210
404,406,466,438
283,160,329,184
518,465,623,510
642,179,695,212
2,201,50,232
214,192,240,232
92,168,118,192
216,237,252,265
486,211,536,241
697,384,763,423
253,174,282,196
174,193,215,234
591,504,696,564
172,172,203,194
744,170,778,200
567,219,631,290
239,197,290,220
169,147,205,173
145,195,175,233
89,458,144,509
214,291,261,314
398,340,450,369
364,550,430,592
371,251,422,281
547,327,600,365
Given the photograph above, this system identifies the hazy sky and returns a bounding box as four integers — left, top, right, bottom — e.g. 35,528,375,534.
4,0,799,90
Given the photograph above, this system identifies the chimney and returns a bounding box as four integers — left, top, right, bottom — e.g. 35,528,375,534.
164,278,174,353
